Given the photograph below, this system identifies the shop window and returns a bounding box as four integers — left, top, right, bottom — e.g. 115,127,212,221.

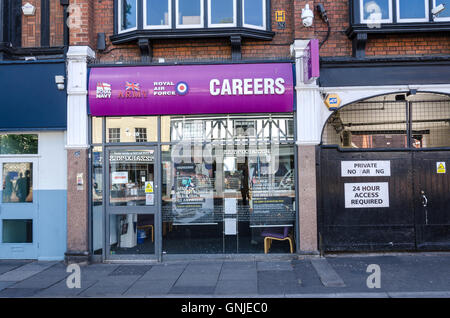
176,0,204,28
396,0,429,22
243,0,265,29
2,163,33,203
144,0,171,29
108,128,121,143
2,220,33,243
119,0,138,33
92,117,103,144
106,117,157,143
0,134,38,155
209,0,236,27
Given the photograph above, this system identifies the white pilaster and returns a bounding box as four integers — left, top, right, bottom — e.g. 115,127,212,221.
66,46,95,149
291,40,326,146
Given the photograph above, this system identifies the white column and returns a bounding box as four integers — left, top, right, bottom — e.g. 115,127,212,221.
291,39,325,253
290,39,327,145
66,46,96,149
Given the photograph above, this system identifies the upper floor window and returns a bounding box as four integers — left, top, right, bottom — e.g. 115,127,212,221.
176,0,204,28
145,0,171,29
119,0,138,33
209,0,237,27
434,0,450,21
396,0,429,23
115,0,269,33
357,0,448,24
243,0,266,29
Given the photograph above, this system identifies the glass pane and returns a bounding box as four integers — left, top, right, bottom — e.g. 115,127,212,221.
361,0,390,20
0,134,38,154
162,117,296,254
109,214,155,255
92,117,103,144
436,0,450,17
92,146,103,255
244,0,264,27
2,163,33,203
147,0,170,26
211,0,234,25
398,0,426,19
2,220,32,243
178,0,202,25
121,0,137,30
106,117,158,143
109,150,155,206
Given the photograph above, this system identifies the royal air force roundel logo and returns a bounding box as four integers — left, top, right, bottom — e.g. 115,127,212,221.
176,82,189,95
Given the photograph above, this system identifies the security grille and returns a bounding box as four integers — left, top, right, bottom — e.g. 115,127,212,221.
322,96,450,150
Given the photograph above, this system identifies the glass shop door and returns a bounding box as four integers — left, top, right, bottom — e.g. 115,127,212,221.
105,147,160,260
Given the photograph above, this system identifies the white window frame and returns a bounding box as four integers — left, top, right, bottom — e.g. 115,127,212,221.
359,0,393,24
396,0,429,23
144,0,172,29
433,0,450,21
118,0,138,33
208,0,237,28
176,0,204,29
242,0,266,30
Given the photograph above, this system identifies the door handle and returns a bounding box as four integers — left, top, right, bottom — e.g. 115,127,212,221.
420,190,428,208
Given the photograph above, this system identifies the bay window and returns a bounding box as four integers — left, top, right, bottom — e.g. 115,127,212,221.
396,0,429,23
243,0,266,30
119,0,138,33
434,0,450,21
208,0,236,27
176,0,204,28
144,0,171,29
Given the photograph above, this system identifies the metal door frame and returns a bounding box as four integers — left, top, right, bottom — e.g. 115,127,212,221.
103,145,161,261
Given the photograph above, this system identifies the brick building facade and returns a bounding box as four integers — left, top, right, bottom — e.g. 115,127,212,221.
1,0,449,261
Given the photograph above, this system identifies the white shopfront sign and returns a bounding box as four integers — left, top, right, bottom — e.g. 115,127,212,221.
344,182,390,209
341,161,391,177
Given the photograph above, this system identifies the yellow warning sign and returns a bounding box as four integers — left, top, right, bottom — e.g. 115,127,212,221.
437,162,446,174
275,11,285,22
145,181,154,193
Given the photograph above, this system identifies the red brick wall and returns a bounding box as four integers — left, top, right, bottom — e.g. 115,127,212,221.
293,0,450,58
22,0,65,47
89,0,296,63
22,0,41,47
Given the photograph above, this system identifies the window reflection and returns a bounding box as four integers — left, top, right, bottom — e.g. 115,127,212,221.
178,0,203,26
161,116,296,254
146,0,170,27
210,0,235,25
243,0,264,28
120,0,137,31
398,0,427,20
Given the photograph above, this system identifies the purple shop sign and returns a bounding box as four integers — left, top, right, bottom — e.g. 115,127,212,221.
303,39,320,84
88,63,294,117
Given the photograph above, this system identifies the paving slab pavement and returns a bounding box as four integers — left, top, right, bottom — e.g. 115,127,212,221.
0,253,448,298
